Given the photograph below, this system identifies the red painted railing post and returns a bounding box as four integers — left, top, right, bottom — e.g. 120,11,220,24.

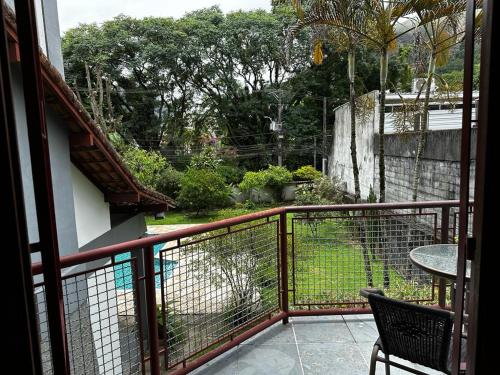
439,206,451,308
144,245,161,374
280,212,289,324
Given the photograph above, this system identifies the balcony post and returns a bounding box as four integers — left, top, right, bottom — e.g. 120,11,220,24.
279,212,289,324
439,206,451,308
144,245,160,374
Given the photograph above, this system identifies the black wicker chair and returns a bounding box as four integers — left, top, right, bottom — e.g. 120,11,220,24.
360,288,465,375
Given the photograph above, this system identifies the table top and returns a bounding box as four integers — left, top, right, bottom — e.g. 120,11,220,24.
409,244,471,281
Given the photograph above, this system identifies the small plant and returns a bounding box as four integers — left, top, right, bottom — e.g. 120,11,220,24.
156,305,184,350
314,176,343,203
293,165,321,181
243,199,256,210
367,185,377,203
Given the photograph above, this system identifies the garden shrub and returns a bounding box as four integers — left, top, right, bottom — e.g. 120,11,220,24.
265,165,293,192
239,165,292,201
217,165,245,185
121,146,169,189
156,167,184,199
189,147,221,170
295,184,329,207
314,176,343,203
239,171,268,192
293,165,321,181
295,177,343,208
294,177,342,236
177,168,231,214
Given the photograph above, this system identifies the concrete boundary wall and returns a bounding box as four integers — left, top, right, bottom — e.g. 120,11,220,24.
328,92,476,202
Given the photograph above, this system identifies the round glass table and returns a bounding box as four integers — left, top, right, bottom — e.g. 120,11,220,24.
409,244,471,281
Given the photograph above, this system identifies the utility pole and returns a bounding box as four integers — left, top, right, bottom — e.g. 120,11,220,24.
322,97,328,175
277,95,283,166
267,89,287,167
313,136,317,169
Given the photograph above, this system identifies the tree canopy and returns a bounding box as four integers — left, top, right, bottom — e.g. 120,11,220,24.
63,6,421,170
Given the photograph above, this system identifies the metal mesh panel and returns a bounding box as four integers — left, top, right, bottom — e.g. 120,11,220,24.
35,257,144,374
291,211,437,307
34,285,53,374
159,220,280,369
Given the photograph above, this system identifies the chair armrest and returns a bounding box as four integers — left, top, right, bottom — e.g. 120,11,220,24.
359,288,385,298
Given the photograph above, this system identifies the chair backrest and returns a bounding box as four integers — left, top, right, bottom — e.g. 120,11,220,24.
368,293,454,373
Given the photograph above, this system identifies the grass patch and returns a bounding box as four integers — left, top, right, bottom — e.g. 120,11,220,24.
291,218,433,305
146,204,281,225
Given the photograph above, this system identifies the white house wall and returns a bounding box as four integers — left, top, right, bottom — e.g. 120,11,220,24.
5,0,64,75
12,64,79,257
72,165,111,248
385,108,477,133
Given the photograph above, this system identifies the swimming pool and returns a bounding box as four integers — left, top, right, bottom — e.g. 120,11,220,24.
114,243,177,290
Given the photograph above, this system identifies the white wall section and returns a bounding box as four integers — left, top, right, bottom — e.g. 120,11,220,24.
72,164,111,247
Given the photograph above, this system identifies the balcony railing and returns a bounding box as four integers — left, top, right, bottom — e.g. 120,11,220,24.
31,200,468,374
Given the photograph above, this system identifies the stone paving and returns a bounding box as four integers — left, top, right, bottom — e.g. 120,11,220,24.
190,315,443,375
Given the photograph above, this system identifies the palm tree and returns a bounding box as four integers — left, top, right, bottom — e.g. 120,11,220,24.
409,0,470,201
286,0,376,286
283,0,426,202
288,0,365,202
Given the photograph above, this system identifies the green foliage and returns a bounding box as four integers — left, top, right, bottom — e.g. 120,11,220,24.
243,199,257,210
63,8,393,170
189,147,221,170
239,165,292,200
293,165,321,181
177,168,231,214
314,177,343,203
295,184,329,207
189,225,278,329
239,171,269,192
367,185,377,204
156,167,184,199
156,305,184,349
265,165,293,190
438,64,480,91
121,147,168,189
393,45,414,92
295,176,343,206
216,165,245,185
294,176,342,207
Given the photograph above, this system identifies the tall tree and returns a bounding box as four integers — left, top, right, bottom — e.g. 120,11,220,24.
410,0,469,201
287,0,366,201
284,0,429,202
63,16,196,149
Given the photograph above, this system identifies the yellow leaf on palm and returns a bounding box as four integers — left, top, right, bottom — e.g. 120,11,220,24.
312,40,324,65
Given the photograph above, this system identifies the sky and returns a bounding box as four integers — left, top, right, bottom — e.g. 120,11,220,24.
57,0,272,33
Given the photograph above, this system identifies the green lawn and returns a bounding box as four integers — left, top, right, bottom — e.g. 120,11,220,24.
148,206,436,306
146,204,281,225
291,219,434,305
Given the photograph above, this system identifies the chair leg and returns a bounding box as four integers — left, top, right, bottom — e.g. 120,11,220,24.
384,353,391,375
369,344,380,375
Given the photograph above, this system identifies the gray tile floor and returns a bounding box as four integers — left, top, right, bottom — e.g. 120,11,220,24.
190,315,443,375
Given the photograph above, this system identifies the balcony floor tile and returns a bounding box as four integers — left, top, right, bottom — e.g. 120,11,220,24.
185,314,446,375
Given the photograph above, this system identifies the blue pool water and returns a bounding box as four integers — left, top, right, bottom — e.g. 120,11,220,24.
114,243,177,290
